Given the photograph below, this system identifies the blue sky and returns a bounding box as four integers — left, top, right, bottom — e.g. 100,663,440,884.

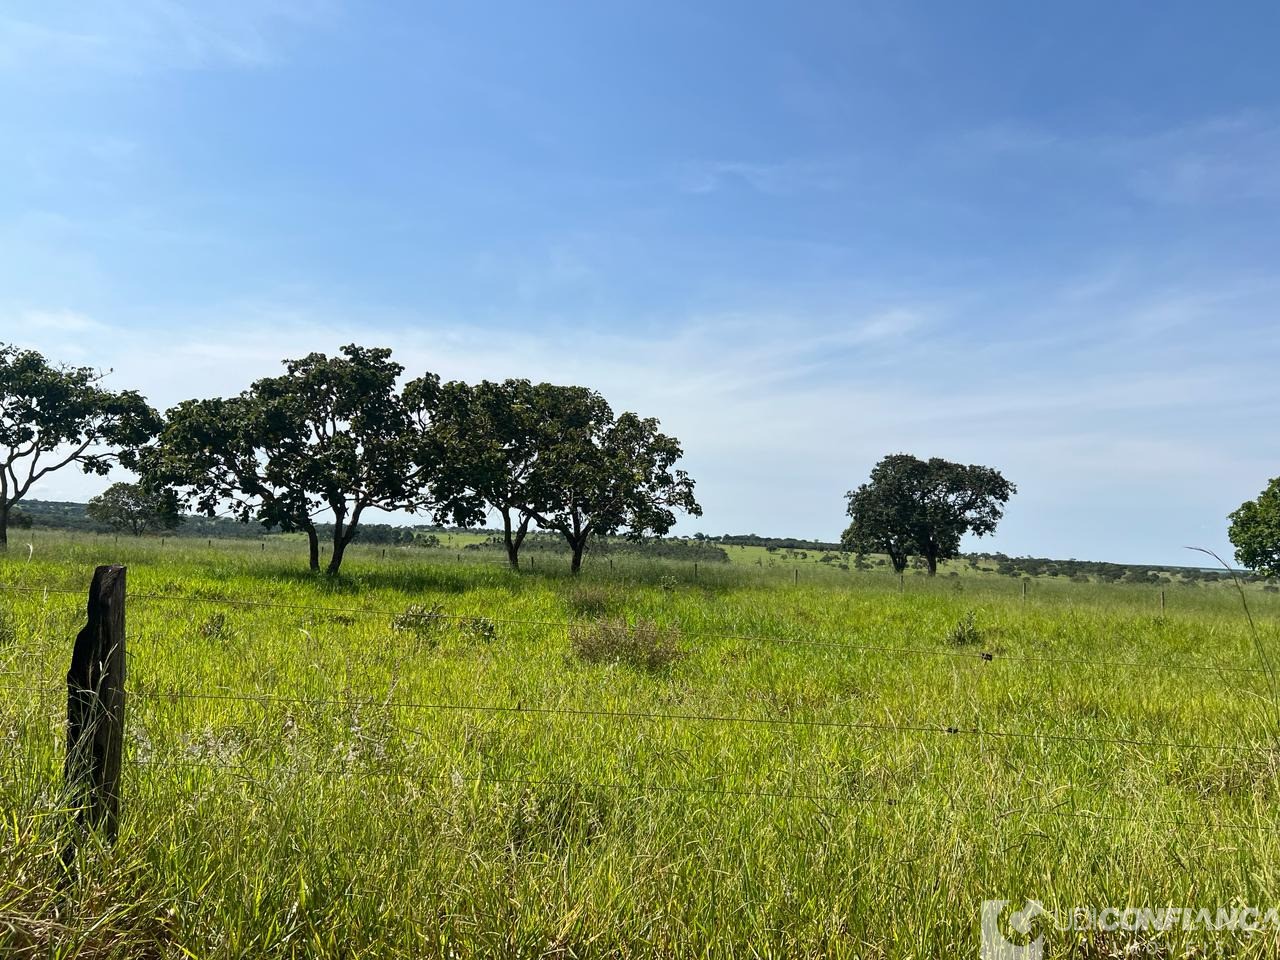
2,1,1278,564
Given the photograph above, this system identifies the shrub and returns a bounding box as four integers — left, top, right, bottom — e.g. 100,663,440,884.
391,603,448,648
567,584,615,617
945,610,982,647
463,617,497,643
570,618,684,673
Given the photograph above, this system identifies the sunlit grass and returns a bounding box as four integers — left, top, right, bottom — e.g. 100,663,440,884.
2,532,1279,957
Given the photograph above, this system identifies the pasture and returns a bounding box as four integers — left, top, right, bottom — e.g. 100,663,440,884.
3,533,1280,957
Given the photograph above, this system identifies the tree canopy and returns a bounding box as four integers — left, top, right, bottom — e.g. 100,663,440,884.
1228,477,1280,578
86,482,183,536
0,343,160,548
146,344,436,575
413,377,545,569
842,454,1015,574
519,388,702,573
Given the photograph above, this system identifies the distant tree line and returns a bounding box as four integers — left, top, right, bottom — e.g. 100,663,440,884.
463,532,729,564
964,552,1264,584
713,534,844,552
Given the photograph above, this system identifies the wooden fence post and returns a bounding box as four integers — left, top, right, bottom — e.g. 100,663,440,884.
64,565,127,864
1160,589,1166,615
1022,580,1028,601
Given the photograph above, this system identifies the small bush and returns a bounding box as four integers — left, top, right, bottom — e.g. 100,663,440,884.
463,617,497,643
567,584,615,617
945,610,982,647
391,603,448,648
570,618,684,673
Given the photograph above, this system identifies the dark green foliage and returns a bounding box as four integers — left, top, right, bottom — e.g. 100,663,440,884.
1229,477,1280,578
86,482,183,536
0,343,160,548
147,344,436,575
842,454,1015,575
416,378,546,569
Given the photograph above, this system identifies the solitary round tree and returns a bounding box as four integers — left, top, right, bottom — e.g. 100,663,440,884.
86,482,183,536
842,453,1015,575
1228,477,1280,578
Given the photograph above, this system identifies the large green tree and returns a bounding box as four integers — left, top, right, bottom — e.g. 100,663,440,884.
842,454,1015,575
146,344,437,575
415,377,546,569
519,387,702,574
1228,477,1280,578
0,344,160,549
86,481,183,536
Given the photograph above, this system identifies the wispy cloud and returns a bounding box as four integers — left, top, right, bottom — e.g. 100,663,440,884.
955,112,1280,207
674,159,851,196
0,0,335,75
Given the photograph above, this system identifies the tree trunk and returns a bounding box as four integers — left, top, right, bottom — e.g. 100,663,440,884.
326,507,363,576
501,510,531,570
327,540,347,576
304,525,320,572
0,503,8,552
924,544,939,576
889,549,906,573
570,538,586,575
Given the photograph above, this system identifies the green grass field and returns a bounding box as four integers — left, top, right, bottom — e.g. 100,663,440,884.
3,533,1280,957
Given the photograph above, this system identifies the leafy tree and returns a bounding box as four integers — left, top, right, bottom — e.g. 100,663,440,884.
414,378,545,570
0,344,160,549
1229,477,1280,578
146,344,436,575
842,454,1015,575
519,389,702,574
86,482,183,536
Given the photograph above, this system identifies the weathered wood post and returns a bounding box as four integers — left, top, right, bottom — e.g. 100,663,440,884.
1160,589,1166,615
1022,579,1028,602
694,562,698,579
64,565,127,865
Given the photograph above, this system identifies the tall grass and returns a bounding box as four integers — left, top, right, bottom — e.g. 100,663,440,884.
1,534,1278,956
